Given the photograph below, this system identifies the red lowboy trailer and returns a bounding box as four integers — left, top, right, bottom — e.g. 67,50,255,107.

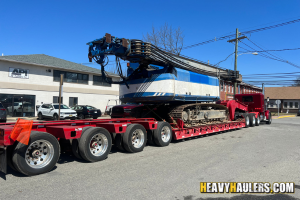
0,93,272,176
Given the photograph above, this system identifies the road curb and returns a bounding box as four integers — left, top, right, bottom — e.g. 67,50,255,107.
278,115,296,119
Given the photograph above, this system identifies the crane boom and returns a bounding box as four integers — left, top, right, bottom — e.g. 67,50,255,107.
87,33,240,84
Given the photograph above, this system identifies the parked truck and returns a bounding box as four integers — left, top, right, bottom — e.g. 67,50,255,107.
0,34,272,176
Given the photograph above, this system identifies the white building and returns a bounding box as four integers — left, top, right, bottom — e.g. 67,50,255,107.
0,54,120,117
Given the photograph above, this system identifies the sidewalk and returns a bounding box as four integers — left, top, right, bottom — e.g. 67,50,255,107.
6,115,111,122
7,117,38,121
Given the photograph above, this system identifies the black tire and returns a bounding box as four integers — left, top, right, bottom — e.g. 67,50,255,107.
266,114,272,124
114,134,125,151
71,118,76,120
71,126,93,159
153,122,173,147
7,143,18,171
249,113,256,127
12,131,60,176
122,124,147,153
255,116,260,126
244,114,250,128
78,127,112,162
13,110,17,117
78,114,85,119
93,117,98,119
53,114,58,120
38,112,43,120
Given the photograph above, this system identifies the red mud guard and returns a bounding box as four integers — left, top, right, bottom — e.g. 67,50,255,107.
0,147,7,174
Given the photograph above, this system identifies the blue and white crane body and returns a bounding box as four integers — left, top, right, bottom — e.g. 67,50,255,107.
87,33,239,126
120,63,220,103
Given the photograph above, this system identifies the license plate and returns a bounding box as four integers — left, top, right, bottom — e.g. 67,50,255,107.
69,115,72,117
94,111,97,113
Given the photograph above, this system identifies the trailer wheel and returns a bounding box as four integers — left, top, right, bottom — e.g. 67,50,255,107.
249,114,256,127
12,131,60,176
244,114,250,128
7,143,18,171
71,126,93,159
266,114,272,124
78,127,112,162
255,116,260,126
123,124,147,153
153,122,173,147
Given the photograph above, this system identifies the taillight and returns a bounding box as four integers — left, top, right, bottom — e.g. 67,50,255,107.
0,109,5,111
87,110,90,112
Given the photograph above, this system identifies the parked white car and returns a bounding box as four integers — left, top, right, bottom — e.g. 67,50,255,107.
37,103,77,120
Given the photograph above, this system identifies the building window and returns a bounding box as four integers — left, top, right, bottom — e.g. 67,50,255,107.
289,102,293,108
220,81,224,91
238,85,240,94
232,85,233,93
295,102,299,108
284,102,287,108
53,96,63,103
93,75,112,87
228,84,230,92
225,83,227,92
53,70,88,84
69,97,78,107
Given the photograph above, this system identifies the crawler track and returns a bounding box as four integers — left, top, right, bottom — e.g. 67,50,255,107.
168,103,228,127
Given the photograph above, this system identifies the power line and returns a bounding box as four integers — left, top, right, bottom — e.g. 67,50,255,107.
243,71,300,76
247,38,300,67
182,18,300,50
241,47,300,53
239,42,300,69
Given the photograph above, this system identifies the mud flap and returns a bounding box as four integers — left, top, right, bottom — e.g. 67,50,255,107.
0,147,7,174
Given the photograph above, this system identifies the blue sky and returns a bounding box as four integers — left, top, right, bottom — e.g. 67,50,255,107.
1,0,299,86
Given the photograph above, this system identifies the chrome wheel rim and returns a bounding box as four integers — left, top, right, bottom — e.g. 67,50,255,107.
246,116,249,125
161,126,171,143
252,116,255,124
257,117,260,124
89,133,108,156
25,140,54,169
131,129,144,148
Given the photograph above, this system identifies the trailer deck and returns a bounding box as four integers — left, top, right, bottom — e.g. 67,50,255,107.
0,117,249,176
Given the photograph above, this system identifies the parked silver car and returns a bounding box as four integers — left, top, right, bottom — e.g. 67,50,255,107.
0,102,7,123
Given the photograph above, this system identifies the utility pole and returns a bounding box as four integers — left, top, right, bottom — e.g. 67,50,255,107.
58,74,64,120
227,28,247,99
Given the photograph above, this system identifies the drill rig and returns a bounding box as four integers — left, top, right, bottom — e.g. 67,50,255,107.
87,33,239,127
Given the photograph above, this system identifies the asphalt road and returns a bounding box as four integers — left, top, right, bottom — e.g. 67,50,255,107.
1,117,300,200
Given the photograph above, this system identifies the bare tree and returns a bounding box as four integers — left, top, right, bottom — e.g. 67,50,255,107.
143,23,184,55
292,77,300,86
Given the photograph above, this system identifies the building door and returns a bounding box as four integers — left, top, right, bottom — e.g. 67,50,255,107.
69,97,78,107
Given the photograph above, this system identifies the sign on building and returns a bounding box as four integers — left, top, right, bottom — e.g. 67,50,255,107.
8,68,29,79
